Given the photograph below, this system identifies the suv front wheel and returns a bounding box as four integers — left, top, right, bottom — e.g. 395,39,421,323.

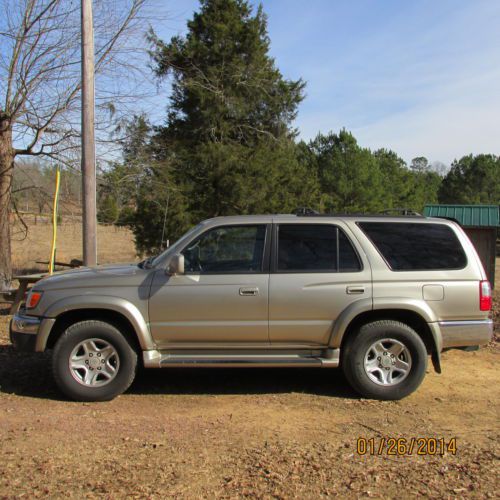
52,320,137,401
341,320,428,400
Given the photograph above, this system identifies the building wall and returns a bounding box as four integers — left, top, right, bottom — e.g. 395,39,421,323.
465,227,496,288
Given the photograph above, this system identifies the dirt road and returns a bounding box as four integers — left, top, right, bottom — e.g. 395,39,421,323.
0,306,498,498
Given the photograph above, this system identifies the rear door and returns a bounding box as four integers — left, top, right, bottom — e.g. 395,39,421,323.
356,221,482,321
269,222,372,346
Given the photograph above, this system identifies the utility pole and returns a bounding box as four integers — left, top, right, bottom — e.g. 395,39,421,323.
81,0,97,266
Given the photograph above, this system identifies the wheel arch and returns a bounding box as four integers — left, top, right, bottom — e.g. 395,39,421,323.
331,303,442,373
38,296,154,353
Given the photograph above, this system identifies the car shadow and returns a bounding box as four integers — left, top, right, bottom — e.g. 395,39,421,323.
0,344,62,400
130,366,359,398
0,344,360,401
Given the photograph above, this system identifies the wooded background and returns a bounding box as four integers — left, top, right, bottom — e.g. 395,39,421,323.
2,0,499,286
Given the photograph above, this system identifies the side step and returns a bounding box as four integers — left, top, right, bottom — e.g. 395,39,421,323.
143,349,340,368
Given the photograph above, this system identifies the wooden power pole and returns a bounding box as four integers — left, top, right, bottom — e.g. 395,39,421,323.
81,0,97,266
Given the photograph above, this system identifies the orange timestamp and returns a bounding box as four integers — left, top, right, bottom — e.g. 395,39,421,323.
356,437,457,456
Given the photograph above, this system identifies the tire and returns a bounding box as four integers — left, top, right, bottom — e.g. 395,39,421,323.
341,320,428,400
52,320,137,402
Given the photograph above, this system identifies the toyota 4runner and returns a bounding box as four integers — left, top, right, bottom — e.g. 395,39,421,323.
10,214,493,401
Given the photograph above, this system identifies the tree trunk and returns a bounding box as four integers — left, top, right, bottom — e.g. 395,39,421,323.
0,117,14,291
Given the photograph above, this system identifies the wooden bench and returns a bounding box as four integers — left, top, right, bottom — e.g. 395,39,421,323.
0,289,17,303
9,273,48,314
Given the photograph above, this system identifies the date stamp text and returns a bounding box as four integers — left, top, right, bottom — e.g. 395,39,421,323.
356,437,457,456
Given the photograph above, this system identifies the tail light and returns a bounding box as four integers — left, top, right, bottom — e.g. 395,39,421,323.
479,280,492,311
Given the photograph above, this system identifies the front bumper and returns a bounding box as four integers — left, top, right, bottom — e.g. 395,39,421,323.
439,319,493,349
10,313,42,352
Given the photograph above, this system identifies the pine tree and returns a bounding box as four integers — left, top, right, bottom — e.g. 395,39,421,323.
309,130,384,213
439,154,500,204
146,0,317,227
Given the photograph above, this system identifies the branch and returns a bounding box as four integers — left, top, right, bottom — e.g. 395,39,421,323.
12,0,147,160
10,198,29,241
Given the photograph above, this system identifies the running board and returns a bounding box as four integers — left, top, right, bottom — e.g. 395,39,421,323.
143,349,340,368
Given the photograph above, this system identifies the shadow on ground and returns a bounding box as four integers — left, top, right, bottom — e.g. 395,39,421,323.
0,344,358,401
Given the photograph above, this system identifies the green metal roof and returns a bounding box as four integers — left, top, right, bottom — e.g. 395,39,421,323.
423,204,499,227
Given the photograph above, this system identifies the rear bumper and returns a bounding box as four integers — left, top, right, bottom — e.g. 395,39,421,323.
439,319,493,349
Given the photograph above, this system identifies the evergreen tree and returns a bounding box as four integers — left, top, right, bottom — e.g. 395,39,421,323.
374,148,411,209
143,0,317,234
404,169,441,212
374,149,441,212
97,196,119,224
439,154,500,204
309,130,384,213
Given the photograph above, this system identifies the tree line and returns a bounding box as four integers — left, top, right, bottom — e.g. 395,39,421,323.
98,0,499,255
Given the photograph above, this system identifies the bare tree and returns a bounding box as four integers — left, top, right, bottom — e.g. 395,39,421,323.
0,0,150,289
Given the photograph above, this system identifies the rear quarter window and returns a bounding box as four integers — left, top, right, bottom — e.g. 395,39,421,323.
358,222,467,271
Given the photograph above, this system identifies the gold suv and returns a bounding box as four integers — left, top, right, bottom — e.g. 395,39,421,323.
10,214,493,401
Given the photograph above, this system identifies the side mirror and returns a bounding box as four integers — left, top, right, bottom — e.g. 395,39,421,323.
167,254,184,275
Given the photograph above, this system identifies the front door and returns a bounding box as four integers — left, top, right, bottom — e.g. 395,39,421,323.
149,224,270,347
269,222,372,346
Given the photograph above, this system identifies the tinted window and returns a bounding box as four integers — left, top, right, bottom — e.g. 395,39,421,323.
338,230,363,272
277,224,361,272
183,225,266,273
358,222,467,271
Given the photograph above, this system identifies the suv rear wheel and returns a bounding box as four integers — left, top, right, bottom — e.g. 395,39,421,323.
341,320,428,400
52,320,137,401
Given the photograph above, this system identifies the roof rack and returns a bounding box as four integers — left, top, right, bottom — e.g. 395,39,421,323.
293,207,425,218
293,207,319,216
380,208,421,216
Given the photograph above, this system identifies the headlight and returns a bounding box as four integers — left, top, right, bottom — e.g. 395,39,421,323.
26,289,43,309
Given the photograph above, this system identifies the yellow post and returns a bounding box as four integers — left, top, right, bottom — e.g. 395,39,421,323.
49,167,61,274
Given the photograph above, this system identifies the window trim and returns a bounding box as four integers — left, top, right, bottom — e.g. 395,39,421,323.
180,223,272,275
357,221,468,272
271,223,363,274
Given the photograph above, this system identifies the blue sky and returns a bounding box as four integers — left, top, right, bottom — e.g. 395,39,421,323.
150,0,500,165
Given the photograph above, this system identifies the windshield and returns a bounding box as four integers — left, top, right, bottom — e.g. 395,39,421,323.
149,223,205,268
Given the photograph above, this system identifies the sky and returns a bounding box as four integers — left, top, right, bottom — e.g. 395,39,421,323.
150,0,500,165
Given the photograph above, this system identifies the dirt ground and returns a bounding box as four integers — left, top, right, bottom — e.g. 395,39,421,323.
0,294,498,498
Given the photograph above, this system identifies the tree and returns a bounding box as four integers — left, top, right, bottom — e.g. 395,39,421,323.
98,115,151,219
439,154,500,204
97,195,119,224
309,130,384,213
405,169,441,212
0,0,147,289
374,148,411,210
410,156,430,173
374,149,441,212
129,0,318,251
149,0,305,147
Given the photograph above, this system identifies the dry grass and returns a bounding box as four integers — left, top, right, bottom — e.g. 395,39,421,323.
11,215,137,275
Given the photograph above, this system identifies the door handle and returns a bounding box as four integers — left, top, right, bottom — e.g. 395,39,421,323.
239,287,259,296
346,286,365,295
